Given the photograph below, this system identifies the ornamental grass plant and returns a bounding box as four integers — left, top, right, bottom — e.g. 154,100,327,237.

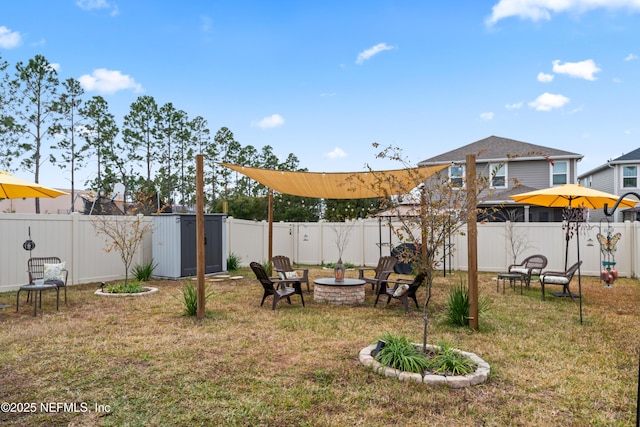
2,269,639,426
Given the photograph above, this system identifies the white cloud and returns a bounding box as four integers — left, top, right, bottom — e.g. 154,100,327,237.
78,68,143,94
49,63,61,72
0,26,21,49
552,59,601,81
528,92,570,111
252,114,285,129
505,102,523,110
200,15,212,33
356,43,394,64
320,92,336,97
480,112,494,121
613,77,622,83
625,53,639,61
76,0,119,16
326,147,347,159
537,72,554,83
486,0,640,25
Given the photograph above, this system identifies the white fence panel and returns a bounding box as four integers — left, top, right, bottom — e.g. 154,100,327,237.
0,213,151,292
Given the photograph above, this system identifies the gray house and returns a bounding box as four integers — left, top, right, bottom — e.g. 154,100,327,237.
418,135,583,222
578,149,640,222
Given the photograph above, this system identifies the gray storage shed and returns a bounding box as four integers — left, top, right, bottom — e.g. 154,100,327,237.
152,213,227,278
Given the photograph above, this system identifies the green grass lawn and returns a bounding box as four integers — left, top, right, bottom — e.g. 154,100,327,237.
1,268,638,426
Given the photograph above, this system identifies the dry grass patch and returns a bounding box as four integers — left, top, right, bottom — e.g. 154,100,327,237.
1,268,638,426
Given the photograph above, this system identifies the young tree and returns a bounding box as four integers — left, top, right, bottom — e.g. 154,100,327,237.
369,144,489,350
50,78,87,212
91,214,153,285
11,54,60,213
501,208,532,265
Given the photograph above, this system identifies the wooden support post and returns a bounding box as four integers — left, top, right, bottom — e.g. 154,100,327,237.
466,154,479,331
268,189,273,265
196,154,205,320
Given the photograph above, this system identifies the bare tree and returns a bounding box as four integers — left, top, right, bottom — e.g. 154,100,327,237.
500,208,533,265
367,144,490,350
91,214,153,285
331,221,355,263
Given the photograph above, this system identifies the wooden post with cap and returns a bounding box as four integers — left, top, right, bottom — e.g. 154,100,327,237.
466,154,479,331
196,154,205,320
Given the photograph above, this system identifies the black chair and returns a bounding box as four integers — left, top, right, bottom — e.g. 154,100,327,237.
540,260,582,301
375,272,425,313
508,254,548,288
250,262,305,310
27,257,69,304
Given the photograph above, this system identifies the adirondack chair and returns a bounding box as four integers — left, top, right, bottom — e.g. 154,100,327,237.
250,262,305,310
375,272,425,313
271,255,310,292
358,256,397,292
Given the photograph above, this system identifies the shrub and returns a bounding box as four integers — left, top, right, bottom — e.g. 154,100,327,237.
426,341,477,376
261,260,272,277
132,259,157,281
178,282,213,316
445,279,489,327
327,261,356,269
227,253,241,272
374,333,430,374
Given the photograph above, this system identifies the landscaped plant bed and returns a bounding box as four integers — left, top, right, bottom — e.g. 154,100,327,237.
94,286,158,297
359,343,490,388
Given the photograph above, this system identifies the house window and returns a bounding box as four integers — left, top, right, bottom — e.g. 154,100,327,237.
490,163,506,188
449,165,464,187
552,161,568,185
623,166,638,188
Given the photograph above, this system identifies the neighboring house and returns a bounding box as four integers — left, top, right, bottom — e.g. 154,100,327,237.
578,149,640,222
0,189,86,214
418,135,583,222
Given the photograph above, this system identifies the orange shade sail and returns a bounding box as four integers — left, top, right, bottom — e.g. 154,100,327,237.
218,163,449,199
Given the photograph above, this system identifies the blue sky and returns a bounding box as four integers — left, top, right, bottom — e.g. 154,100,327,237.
1,0,640,189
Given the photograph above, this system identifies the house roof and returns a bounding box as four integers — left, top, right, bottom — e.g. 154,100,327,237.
418,135,582,165
612,147,640,162
578,147,640,179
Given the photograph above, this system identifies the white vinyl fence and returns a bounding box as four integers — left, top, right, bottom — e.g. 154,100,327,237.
2,213,639,292
225,218,640,279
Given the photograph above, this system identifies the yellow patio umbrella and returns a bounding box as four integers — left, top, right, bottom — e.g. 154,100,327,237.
0,170,68,199
509,183,637,209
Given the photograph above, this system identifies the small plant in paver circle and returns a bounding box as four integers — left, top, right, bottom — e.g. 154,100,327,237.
426,341,477,376
374,333,430,374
